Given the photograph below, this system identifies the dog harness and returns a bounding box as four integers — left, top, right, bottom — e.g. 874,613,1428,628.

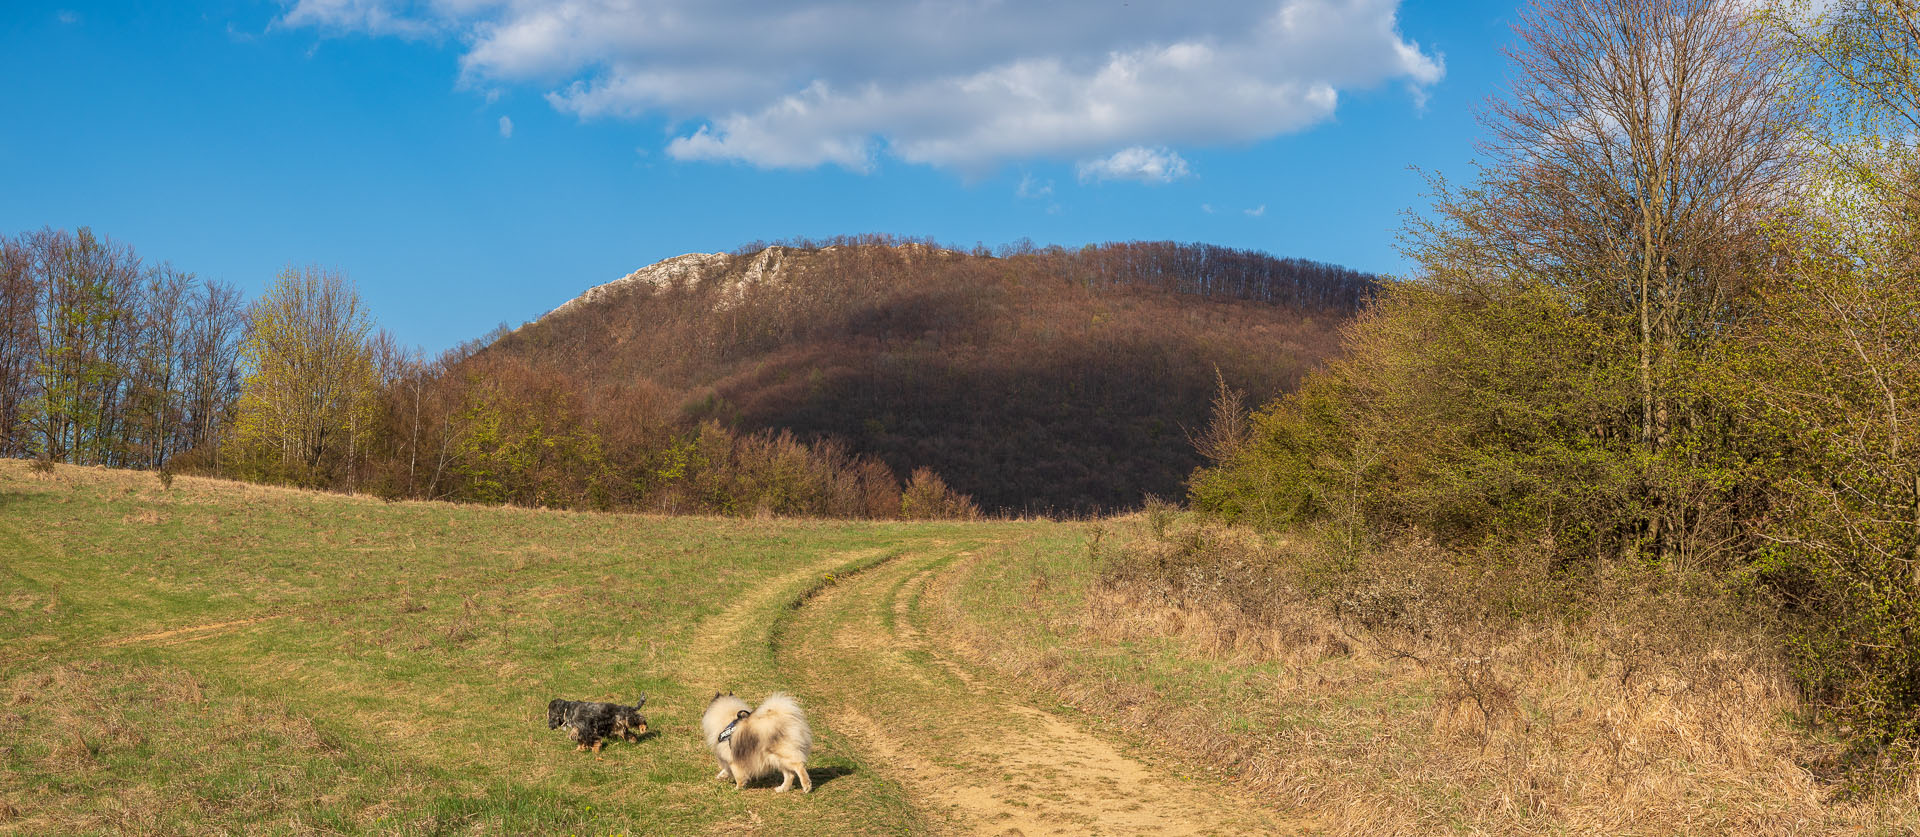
717,710,750,744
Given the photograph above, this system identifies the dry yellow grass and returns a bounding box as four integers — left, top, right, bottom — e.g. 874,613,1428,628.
929,517,1920,835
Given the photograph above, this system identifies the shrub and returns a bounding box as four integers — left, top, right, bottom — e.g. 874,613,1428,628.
900,467,980,520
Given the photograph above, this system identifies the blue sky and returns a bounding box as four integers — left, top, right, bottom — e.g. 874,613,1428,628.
1,1,1520,353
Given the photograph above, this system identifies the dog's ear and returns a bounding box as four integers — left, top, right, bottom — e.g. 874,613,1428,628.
711,691,722,703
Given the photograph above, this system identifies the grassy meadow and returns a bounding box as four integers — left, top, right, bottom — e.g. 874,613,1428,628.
0,459,1045,835
10,459,1917,835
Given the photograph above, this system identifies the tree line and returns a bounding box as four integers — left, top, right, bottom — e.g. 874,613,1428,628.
0,228,244,470
1190,0,1920,770
0,230,1367,517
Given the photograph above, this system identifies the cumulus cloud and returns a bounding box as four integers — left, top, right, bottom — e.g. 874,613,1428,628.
1077,147,1191,184
279,0,1443,172
498,115,514,138
1244,204,1267,217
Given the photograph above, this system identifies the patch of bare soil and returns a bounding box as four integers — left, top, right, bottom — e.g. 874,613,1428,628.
103,618,270,647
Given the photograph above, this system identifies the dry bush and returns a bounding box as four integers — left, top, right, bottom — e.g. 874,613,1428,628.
937,516,1918,834
900,467,981,520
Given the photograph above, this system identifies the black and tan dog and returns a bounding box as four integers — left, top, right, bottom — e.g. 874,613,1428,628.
547,695,649,753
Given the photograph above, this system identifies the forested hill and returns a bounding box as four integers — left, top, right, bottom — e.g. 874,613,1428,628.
475,237,1377,514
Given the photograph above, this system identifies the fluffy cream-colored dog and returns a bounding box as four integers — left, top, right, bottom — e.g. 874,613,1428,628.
702,691,813,793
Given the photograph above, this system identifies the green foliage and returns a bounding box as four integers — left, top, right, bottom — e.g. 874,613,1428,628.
1725,204,1920,759
1194,281,1651,561
1186,0,1920,779
1188,374,1346,530
449,381,611,508
228,266,377,487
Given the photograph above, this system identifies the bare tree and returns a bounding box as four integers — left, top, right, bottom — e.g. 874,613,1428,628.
127,264,192,468
0,235,35,456
1406,0,1804,555
179,279,245,466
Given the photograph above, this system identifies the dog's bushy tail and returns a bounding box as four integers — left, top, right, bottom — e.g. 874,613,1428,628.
753,692,811,753
632,693,647,709
755,692,804,721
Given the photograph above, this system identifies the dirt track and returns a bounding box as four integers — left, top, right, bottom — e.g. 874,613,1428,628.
763,544,1297,836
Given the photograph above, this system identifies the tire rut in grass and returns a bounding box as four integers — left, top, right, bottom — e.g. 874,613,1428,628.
779,546,1294,836
680,546,897,687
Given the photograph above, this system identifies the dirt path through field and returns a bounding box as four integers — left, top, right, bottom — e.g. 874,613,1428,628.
681,546,895,687
776,544,1296,836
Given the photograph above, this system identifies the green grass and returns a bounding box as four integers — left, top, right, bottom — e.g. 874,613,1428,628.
0,461,1038,835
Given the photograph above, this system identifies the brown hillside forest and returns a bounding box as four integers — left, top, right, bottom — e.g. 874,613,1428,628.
10,0,1920,795
481,237,1369,513
0,232,1368,518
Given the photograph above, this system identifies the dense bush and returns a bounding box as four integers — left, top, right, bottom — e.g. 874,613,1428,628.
1191,0,1920,777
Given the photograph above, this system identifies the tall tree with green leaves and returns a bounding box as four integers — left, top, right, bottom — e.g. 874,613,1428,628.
230,266,377,486
28,227,142,465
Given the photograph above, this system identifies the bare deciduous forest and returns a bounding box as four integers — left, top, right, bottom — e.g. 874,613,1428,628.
481,237,1372,513
0,232,1370,518
0,229,244,472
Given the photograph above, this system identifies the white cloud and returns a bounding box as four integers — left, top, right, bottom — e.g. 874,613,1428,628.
1016,173,1053,200
1244,204,1267,217
1202,203,1216,214
498,115,514,138
56,10,78,24
279,0,1444,172
278,0,436,38
1077,147,1191,184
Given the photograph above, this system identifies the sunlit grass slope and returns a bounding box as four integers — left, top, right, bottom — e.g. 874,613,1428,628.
0,460,1034,835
